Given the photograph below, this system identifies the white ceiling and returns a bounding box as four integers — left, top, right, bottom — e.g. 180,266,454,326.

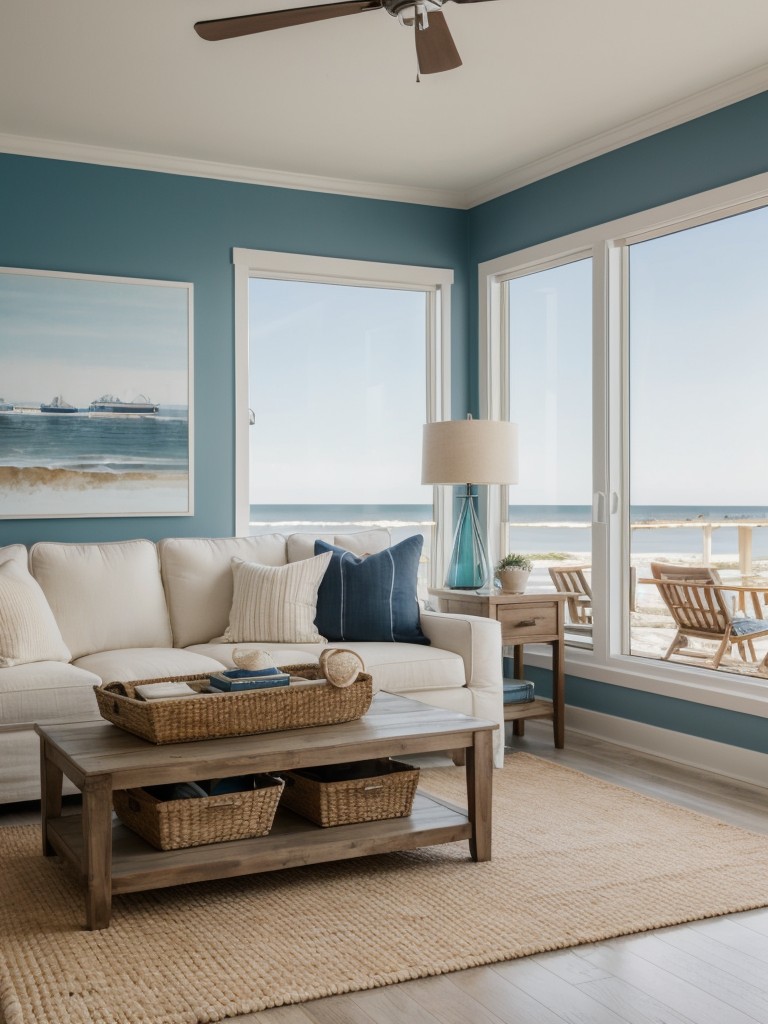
2,0,768,207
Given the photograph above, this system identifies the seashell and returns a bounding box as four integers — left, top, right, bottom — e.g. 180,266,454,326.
319,648,364,688
232,647,278,672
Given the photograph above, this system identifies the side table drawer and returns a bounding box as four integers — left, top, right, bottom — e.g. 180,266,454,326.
498,603,557,642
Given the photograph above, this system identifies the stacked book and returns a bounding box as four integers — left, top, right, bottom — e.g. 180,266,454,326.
503,680,535,704
208,667,290,692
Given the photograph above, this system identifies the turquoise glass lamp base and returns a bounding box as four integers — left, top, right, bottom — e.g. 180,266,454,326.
445,487,492,590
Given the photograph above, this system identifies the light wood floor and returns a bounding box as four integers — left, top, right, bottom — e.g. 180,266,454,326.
3,723,767,1024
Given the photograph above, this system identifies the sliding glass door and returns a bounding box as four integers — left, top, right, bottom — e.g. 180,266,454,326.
627,206,768,672
481,172,768,707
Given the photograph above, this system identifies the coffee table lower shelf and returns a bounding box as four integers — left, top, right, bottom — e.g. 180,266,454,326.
46,791,470,895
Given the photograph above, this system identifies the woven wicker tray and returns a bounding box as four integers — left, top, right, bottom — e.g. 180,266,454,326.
113,774,284,850
94,665,373,744
280,758,419,827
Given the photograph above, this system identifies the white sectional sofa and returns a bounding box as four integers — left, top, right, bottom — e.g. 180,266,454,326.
0,530,504,803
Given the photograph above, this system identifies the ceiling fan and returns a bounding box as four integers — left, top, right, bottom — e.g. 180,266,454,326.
194,1,499,77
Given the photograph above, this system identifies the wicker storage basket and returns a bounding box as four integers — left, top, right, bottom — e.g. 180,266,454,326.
94,665,373,744
280,758,419,827
113,774,284,850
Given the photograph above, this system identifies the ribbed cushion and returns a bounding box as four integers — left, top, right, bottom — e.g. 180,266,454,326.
0,544,28,569
224,552,332,644
0,559,71,667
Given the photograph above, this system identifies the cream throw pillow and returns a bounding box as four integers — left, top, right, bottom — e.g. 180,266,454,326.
0,559,71,667
223,552,332,644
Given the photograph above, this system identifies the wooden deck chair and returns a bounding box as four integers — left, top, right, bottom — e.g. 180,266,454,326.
649,562,758,658
649,561,722,585
549,565,592,632
651,578,768,667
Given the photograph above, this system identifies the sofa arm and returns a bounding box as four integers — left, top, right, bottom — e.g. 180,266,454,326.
420,610,501,690
420,610,504,767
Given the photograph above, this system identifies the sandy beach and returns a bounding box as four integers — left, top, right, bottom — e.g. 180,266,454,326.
0,465,190,517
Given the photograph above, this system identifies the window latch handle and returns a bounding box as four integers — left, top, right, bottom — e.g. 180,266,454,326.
593,492,606,524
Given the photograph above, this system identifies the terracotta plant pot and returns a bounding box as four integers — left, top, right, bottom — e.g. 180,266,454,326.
497,567,531,594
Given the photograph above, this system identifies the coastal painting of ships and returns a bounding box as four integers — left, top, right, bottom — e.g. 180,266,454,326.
89,394,160,415
0,267,193,518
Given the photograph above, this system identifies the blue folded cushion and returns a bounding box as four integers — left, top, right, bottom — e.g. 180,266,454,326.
314,535,430,645
730,616,768,637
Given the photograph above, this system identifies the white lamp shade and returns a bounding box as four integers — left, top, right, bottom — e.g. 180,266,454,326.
421,419,519,485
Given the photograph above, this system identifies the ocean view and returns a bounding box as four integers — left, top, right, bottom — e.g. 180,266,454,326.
0,411,190,517
0,412,188,475
249,503,768,559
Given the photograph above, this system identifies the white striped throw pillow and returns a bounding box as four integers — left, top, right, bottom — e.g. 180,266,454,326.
0,559,71,667
223,552,332,644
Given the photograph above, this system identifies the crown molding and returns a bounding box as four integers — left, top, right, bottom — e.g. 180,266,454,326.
0,132,466,209
464,62,768,208
3,62,768,211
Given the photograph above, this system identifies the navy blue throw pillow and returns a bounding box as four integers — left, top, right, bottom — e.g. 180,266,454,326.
314,536,430,645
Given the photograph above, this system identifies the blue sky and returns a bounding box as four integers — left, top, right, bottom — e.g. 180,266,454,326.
629,205,768,505
248,278,430,505
506,202,768,508
0,270,190,406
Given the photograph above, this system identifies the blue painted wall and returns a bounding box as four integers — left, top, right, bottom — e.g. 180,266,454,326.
480,92,768,754
0,154,469,547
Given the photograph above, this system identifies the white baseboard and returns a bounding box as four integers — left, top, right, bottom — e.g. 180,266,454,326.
558,704,768,791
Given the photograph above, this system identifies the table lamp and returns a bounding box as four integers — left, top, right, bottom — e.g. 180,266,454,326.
422,416,519,590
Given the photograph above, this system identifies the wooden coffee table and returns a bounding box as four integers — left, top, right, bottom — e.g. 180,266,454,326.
36,691,497,930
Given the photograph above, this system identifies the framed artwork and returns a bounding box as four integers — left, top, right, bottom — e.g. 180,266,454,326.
0,267,194,518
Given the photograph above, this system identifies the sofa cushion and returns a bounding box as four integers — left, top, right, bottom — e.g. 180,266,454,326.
0,559,72,668
224,553,332,644
158,535,288,648
0,544,28,569
29,539,172,660
286,528,391,563
187,642,325,668
74,647,226,682
320,641,465,693
185,640,465,694
314,536,429,645
0,661,101,725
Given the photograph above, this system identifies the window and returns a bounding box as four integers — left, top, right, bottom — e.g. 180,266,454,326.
480,171,768,718
233,249,453,589
503,257,593,645
628,207,768,668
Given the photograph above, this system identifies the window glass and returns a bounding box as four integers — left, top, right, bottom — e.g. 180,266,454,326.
629,207,768,675
248,277,433,588
505,257,593,644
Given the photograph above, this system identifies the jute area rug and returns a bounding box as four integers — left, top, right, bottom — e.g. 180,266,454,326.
2,752,768,1024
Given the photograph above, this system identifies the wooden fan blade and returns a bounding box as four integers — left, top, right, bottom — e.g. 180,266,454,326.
414,10,462,75
195,1,382,41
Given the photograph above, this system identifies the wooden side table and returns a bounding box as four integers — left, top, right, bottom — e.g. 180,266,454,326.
429,588,567,748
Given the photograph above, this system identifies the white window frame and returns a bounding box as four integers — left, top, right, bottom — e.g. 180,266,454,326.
479,170,768,720
232,247,454,581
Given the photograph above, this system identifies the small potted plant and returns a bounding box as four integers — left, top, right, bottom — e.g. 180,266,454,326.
495,553,533,594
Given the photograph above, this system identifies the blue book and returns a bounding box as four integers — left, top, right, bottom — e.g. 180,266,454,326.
208,670,290,692
503,680,535,704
